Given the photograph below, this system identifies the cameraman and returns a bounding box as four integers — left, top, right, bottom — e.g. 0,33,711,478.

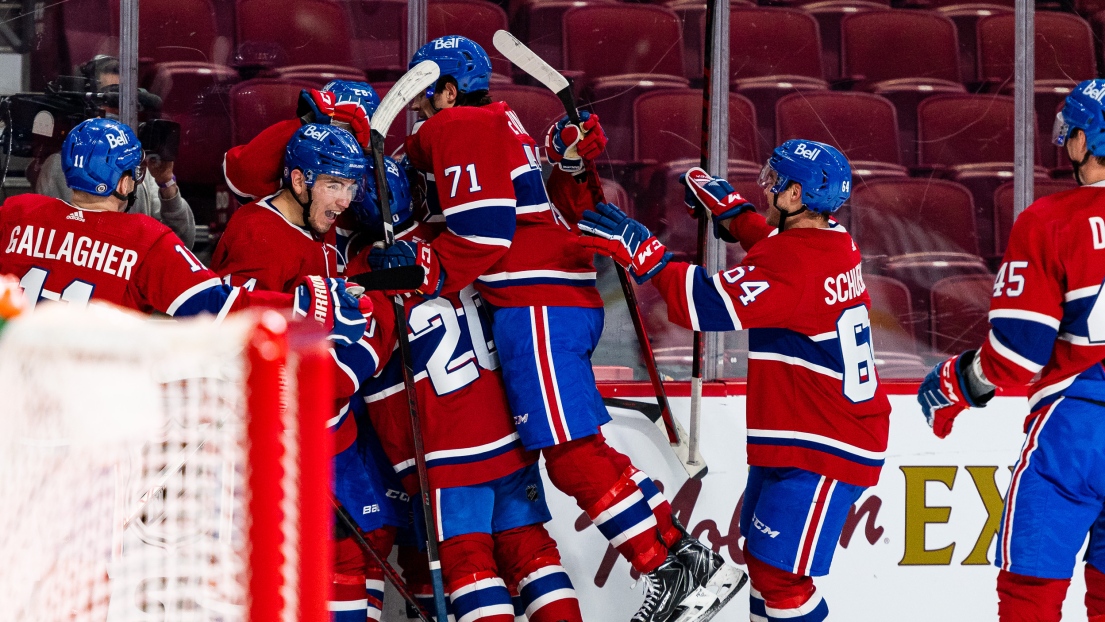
34,56,196,248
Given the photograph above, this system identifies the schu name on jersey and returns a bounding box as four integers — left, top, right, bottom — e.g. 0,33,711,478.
823,264,867,305
5,225,138,279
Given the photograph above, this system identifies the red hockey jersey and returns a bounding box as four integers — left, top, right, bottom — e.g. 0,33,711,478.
349,227,534,493
651,214,892,486
0,194,290,316
978,183,1105,415
405,102,602,308
223,119,301,201
210,196,339,293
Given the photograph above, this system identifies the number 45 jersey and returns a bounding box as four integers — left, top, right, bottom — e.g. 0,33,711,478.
650,218,892,487
979,184,1105,416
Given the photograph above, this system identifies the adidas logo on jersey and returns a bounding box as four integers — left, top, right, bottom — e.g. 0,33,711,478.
66,211,85,222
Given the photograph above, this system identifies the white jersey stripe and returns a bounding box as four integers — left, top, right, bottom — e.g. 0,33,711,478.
542,307,573,442
793,476,826,575
988,331,1045,374
166,277,222,316
685,267,701,331
989,308,1062,330
480,269,596,283
711,272,743,330
443,197,518,216
748,351,844,380
747,428,886,461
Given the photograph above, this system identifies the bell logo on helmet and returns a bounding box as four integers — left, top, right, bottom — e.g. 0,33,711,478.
104,130,129,150
1083,81,1105,103
435,37,461,49
302,125,331,142
793,143,822,161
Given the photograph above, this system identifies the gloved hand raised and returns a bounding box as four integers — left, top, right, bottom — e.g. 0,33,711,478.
578,202,672,284
680,167,756,241
294,276,373,346
544,111,608,174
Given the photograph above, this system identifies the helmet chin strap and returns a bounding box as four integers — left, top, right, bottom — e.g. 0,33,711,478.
111,174,137,212
289,184,322,238
1072,150,1094,186
772,192,807,233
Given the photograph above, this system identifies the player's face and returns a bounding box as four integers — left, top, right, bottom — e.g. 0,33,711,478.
409,82,457,120
307,174,357,234
764,182,803,228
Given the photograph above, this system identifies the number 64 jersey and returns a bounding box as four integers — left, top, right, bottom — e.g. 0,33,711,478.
650,217,892,487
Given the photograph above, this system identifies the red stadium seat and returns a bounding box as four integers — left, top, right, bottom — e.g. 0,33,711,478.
563,5,687,89
841,9,966,166
512,0,613,74
490,85,567,143
428,0,512,78
930,274,994,354
977,12,1094,169
346,0,408,79
865,274,919,355
106,0,226,79
774,91,907,179
229,78,317,147
802,0,888,82
936,3,1013,85
992,177,1077,259
273,65,367,87
726,7,830,153
236,0,354,68
582,76,694,166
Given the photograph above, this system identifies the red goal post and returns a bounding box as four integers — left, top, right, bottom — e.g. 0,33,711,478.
0,303,333,622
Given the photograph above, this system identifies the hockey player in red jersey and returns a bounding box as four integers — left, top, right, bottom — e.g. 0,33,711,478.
579,140,892,622
0,118,363,338
387,35,745,622
351,163,584,622
210,122,410,622
918,79,1105,622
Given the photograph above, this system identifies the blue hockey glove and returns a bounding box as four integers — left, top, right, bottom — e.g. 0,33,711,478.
578,202,672,284
917,350,994,439
294,276,371,346
544,110,607,174
680,167,756,242
367,240,445,298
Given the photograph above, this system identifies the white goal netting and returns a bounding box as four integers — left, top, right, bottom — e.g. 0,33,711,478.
0,303,328,622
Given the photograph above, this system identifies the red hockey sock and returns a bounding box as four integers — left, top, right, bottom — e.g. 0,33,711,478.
1087,564,1105,618
331,526,395,621
544,434,673,573
997,569,1069,622
441,534,513,622
745,547,826,621
493,524,583,622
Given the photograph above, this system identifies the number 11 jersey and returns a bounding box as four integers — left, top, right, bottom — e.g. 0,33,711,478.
650,216,892,487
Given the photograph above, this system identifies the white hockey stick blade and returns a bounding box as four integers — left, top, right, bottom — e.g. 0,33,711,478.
370,60,440,139
492,30,570,95
603,398,707,479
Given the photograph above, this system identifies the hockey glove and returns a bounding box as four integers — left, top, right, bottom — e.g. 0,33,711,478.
367,240,445,299
680,167,756,242
294,276,372,346
545,111,608,174
332,100,372,151
917,350,995,439
297,89,336,125
579,202,672,284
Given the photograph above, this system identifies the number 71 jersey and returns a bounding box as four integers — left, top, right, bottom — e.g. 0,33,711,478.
650,222,892,487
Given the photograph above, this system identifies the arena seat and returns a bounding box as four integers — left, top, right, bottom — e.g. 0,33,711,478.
865,274,919,355
236,0,354,68
428,0,512,78
935,3,1013,85
273,65,367,87
850,178,990,333
229,78,317,147
991,177,1077,259
841,9,966,166
631,90,760,243
563,5,687,89
726,7,830,153
929,274,994,354
977,11,1094,168
774,91,907,179
581,76,694,167
490,84,566,142
346,0,408,79
511,0,612,75
801,0,888,82
108,0,225,79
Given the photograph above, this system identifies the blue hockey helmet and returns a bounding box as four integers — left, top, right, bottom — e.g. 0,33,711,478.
61,118,144,196
1053,79,1105,157
283,123,368,188
409,35,493,97
758,139,851,214
351,155,413,235
322,79,381,117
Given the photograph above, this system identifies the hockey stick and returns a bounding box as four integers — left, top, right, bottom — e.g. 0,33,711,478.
121,424,213,530
331,496,434,622
492,30,706,479
366,59,451,622
347,265,426,292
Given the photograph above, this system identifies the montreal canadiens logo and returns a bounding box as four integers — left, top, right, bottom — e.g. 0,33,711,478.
95,183,107,193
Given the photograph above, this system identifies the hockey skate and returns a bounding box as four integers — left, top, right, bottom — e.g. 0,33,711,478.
631,554,716,622
668,518,747,622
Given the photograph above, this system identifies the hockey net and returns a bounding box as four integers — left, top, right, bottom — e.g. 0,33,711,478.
0,303,333,622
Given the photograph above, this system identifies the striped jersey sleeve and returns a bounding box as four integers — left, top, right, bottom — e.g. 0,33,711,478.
979,209,1064,386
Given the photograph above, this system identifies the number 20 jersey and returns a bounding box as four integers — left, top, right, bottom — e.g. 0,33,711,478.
651,219,892,487
978,184,1105,415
